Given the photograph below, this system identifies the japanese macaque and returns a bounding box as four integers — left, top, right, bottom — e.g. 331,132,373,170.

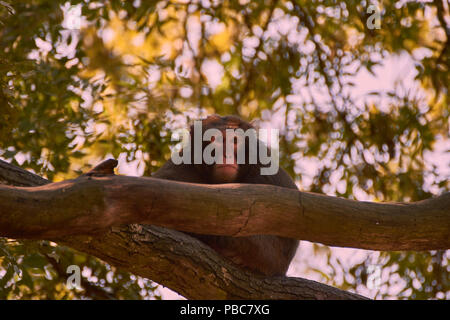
153,115,298,276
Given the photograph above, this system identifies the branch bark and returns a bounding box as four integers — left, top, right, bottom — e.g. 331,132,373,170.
59,225,366,299
0,159,448,251
0,159,368,300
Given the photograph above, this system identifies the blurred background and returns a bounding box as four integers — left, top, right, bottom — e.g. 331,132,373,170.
0,0,448,299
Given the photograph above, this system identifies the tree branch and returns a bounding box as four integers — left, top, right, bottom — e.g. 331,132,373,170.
59,224,366,299
0,159,448,251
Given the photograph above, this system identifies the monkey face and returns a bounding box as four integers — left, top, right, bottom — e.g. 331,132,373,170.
193,115,256,184
156,114,297,277
208,133,240,183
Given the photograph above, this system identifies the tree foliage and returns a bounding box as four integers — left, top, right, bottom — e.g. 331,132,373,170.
0,0,448,299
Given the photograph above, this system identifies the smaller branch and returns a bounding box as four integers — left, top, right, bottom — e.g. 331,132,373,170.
235,0,279,110
0,159,48,187
59,224,368,300
432,0,449,81
433,0,450,40
81,159,118,177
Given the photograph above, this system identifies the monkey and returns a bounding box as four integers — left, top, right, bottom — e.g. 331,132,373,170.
152,115,299,276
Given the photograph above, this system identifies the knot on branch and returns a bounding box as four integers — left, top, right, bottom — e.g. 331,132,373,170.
80,159,118,178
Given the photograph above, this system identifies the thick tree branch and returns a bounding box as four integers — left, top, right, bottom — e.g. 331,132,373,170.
59,225,366,300
0,158,367,300
0,159,448,251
